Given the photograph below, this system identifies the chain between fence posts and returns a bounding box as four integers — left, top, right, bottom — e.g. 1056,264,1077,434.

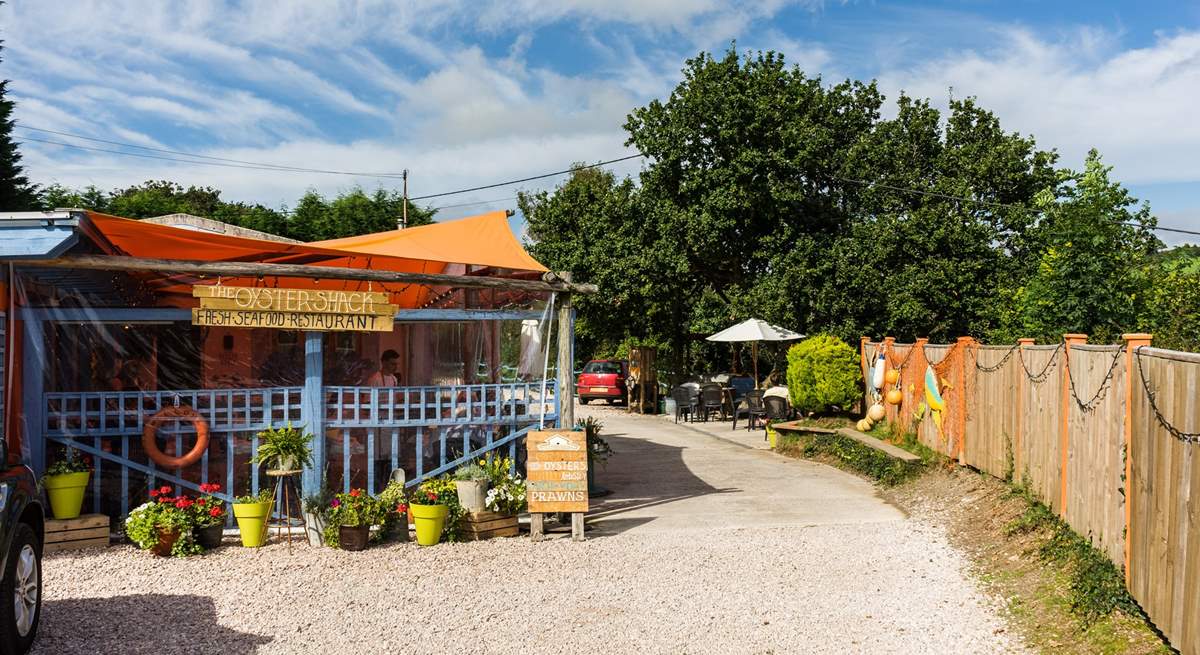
1015,339,1035,481
1122,332,1153,585
1060,333,1088,517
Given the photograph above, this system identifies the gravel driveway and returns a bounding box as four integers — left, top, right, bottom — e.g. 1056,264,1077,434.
33,405,1025,654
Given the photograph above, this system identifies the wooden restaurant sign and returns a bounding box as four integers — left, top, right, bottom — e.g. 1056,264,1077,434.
191,286,397,332
526,430,589,513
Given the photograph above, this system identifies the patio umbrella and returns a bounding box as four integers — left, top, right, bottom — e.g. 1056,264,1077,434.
705,319,805,387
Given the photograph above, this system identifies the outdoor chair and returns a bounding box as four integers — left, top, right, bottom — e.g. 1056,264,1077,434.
728,376,755,404
732,390,766,431
763,395,791,429
672,386,699,423
698,383,724,422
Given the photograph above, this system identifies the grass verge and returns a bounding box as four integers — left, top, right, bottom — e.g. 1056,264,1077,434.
774,431,924,486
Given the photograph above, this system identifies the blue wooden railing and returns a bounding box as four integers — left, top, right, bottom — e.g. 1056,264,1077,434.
42,381,557,519
324,381,557,494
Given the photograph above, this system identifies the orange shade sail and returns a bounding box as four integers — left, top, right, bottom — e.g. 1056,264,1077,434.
312,210,546,272
78,210,547,309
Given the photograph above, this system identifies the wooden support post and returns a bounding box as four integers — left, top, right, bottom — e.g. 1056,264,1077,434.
1060,333,1088,516
956,336,974,464
301,331,324,497
1015,338,1035,481
571,512,585,541
556,279,575,430
530,513,544,542
1122,333,1152,581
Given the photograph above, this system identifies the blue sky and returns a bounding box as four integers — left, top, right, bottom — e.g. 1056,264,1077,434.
5,1,1200,242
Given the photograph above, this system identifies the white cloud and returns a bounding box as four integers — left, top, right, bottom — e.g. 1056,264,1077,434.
877,27,1200,185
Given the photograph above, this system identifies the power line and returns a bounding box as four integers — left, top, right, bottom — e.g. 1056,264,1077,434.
17,125,409,178
19,124,1196,238
409,153,644,201
833,175,1200,237
432,196,519,211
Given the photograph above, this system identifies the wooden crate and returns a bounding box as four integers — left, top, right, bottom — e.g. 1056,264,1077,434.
44,514,110,553
460,511,518,541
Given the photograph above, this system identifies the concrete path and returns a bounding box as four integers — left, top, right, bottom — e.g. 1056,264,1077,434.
587,405,904,534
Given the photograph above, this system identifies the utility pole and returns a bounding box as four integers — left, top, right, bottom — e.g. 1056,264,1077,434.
400,169,408,230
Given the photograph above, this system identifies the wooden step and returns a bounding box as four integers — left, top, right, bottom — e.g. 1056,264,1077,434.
44,513,111,553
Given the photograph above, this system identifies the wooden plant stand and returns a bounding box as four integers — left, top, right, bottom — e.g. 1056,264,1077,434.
46,513,110,553
461,511,519,541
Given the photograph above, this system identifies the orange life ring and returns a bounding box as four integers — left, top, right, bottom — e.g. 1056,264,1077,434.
142,405,210,469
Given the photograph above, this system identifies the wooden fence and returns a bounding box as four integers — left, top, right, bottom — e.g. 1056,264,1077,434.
862,335,1198,655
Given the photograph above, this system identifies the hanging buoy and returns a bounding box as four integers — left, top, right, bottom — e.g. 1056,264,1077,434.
872,354,886,389
868,403,886,422
884,369,900,385
886,389,903,405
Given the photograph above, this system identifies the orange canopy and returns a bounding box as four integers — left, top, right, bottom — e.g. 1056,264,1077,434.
312,211,546,272
79,210,547,308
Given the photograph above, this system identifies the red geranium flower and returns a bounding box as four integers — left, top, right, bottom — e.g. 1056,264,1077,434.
349,489,361,497
425,491,437,502
158,485,172,496
196,498,206,505
209,506,222,517
149,488,160,497
175,498,194,509
396,503,407,514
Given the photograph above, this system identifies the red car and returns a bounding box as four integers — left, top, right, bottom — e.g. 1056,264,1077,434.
577,360,628,405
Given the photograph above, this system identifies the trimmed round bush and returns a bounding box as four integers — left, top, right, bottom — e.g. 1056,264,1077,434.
786,335,861,414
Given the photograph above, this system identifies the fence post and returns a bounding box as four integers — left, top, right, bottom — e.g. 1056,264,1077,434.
956,336,974,463
911,337,928,427
882,337,895,423
1015,338,1035,481
1121,332,1152,582
860,336,871,413
1060,333,1088,516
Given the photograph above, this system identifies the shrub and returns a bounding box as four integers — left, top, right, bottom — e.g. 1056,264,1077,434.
786,335,861,414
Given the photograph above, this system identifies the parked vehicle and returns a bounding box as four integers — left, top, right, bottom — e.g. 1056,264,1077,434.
0,438,44,653
577,360,628,405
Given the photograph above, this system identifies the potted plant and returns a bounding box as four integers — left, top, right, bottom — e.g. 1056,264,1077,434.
410,480,454,547
378,480,409,542
191,483,227,549
581,417,613,497
42,447,92,519
302,484,335,547
481,456,526,516
453,463,489,512
124,486,202,557
324,488,385,551
232,489,274,548
250,423,314,472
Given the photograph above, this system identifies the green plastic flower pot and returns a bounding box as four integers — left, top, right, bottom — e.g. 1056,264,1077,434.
44,471,91,519
232,501,273,547
411,503,448,546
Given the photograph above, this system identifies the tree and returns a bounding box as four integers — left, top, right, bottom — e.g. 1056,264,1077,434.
1007,150,1160,343
0,38,38,210
34,180,433,242
520,167,676,361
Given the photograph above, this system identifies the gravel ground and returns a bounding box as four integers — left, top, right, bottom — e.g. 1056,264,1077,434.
33,405,1024,654
35,520,1023,654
